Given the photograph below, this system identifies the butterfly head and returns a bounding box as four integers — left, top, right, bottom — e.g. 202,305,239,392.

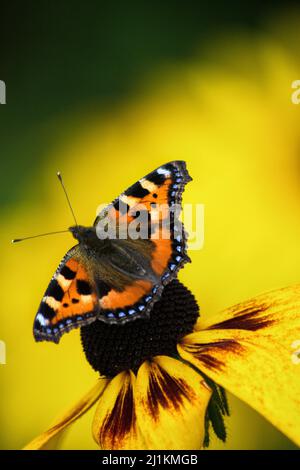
69,225,97,245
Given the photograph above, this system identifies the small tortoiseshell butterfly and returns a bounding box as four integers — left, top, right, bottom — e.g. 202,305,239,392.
33,161,192,343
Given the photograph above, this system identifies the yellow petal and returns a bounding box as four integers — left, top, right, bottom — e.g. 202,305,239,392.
24,379,108,450
92,370,146,449
135,356,212,450
178,284,300,446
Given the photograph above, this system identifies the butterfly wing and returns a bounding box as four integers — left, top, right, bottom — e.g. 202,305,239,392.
33,246,100,343
93,160,192,323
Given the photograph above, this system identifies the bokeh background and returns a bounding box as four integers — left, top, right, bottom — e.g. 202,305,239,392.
1,1,300,450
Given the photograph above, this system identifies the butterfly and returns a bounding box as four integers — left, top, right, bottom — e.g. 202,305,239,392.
33,161,192,343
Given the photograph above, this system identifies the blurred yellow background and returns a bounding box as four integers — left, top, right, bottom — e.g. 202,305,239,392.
0,6,300,449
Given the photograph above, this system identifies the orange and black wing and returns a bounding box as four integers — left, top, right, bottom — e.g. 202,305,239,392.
33,246,99,343
94,161,192,323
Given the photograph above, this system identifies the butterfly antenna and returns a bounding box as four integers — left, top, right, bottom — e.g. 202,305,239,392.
12,230,69,243
57,171,78,226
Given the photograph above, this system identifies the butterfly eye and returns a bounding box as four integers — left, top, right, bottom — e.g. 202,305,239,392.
84,229,95,238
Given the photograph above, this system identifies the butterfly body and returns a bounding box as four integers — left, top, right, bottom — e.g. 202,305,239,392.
34,160,192,343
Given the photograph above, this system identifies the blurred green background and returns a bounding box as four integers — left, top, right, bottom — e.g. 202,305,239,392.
1,0,300,449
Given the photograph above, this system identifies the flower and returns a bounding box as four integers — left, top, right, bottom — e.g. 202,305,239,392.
24,279,300,450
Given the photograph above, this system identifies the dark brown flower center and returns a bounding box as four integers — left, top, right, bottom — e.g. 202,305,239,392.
80,280,199,377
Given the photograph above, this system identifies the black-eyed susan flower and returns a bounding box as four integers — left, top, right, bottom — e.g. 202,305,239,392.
24,279,300,450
